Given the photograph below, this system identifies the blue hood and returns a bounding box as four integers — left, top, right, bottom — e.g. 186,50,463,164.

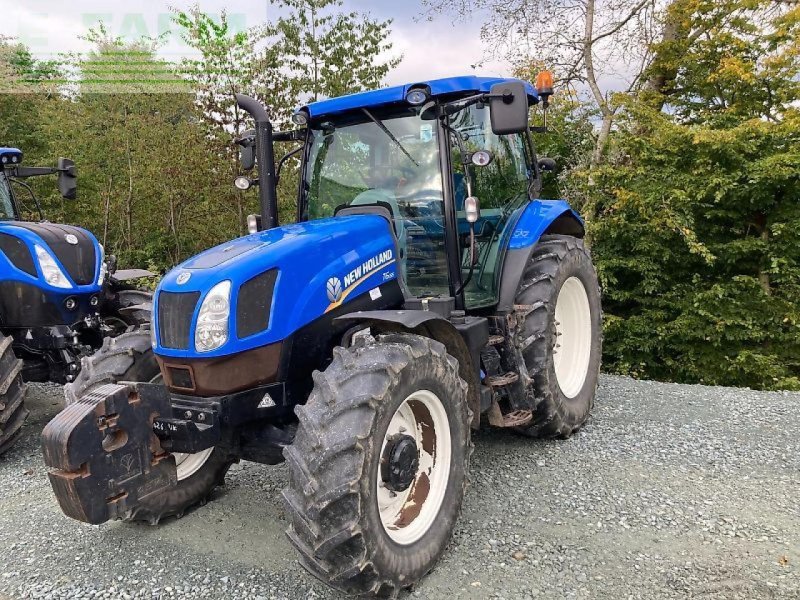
0,220,103,326
154,214,399,358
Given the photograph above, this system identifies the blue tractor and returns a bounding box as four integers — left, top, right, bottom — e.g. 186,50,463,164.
43,75,602,596
0,148,156,456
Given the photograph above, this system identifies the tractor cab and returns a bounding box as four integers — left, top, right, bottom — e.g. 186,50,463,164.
293,76,552,310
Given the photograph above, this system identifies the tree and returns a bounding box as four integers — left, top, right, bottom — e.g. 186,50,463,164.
424,0,666,164
588,0,800,390
272,0,400,105
173,3,400,227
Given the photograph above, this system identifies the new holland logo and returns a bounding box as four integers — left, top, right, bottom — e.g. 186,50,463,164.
176,272,191,285
324,249,396,312
326,277,343,302
64,234,78,245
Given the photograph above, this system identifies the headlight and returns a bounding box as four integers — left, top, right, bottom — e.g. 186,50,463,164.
195,280,231,353
34,245,72,289
97,244,107,286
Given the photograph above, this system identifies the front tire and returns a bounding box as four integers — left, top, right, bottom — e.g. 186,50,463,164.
513,234,602,438
64,329,234,523
0,333,28,457
283,334,471,597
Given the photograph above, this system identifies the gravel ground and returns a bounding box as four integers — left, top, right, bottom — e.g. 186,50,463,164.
0,375,798,600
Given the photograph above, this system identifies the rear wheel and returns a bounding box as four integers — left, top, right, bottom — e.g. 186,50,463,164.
513,234,602,438
0,333,28,457
64,329,233,523
283,334,471,597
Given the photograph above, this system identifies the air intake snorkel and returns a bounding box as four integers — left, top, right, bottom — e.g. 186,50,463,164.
235,94,279,231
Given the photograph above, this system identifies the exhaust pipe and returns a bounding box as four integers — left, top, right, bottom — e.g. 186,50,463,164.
235,94,279,231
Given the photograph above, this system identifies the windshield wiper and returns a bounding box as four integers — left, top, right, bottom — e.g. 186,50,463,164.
361,108,419,167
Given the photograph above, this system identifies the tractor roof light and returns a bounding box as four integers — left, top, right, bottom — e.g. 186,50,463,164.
0,151,22,165
535,70,554,98
234,176,252,191
292,110,309,126
406,87,430,106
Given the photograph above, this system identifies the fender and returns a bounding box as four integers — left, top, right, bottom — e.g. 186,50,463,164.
497,199,585,312
335,309,489,428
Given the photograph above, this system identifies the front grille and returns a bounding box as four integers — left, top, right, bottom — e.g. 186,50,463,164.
236,270,278,338
158,291,200,349
0,233,36,276
48,228,95,285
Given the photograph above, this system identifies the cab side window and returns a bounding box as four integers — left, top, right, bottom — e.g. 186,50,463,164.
449,105,531,308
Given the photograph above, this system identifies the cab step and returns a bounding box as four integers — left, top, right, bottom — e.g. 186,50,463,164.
485,372,519,387
486,401,533,428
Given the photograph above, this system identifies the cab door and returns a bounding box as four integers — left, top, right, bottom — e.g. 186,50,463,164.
447,104,532,309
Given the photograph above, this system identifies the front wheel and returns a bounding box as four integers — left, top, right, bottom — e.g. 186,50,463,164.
0,333,28,457
283,334,471,597
64,329,234,523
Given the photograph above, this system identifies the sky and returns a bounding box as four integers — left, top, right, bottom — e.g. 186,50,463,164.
0,0,509,86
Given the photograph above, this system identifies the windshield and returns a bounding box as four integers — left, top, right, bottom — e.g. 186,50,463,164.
303,106,450,297
0,172,16,220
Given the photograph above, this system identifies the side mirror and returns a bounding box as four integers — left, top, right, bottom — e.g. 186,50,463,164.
237,129,256,171
489,81,529,135
57,157,77,200
538,157,557,172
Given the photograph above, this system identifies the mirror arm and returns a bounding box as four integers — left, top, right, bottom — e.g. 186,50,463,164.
441,119,475,198
273,129,305,142
8,166,58,178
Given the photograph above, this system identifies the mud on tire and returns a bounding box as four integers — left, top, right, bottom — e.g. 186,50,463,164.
64,329,234,524
283,333,472,597
513,234,602,439
0,333,28,457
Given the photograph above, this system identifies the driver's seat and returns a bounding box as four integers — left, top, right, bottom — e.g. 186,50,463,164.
333,190,407,264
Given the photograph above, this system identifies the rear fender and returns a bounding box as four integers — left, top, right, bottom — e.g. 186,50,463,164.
497,200,585,312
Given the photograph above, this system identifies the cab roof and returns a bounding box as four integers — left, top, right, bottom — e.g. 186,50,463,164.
302,75,538,119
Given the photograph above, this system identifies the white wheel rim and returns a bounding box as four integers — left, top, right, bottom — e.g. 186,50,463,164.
173,448,214,481
553,276,592,399
376,389,451,546
149,373,214,482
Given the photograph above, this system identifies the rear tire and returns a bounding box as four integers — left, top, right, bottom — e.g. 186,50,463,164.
283,334,471,597
0,333,28,457
64,329,234,523
513,235,602,438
